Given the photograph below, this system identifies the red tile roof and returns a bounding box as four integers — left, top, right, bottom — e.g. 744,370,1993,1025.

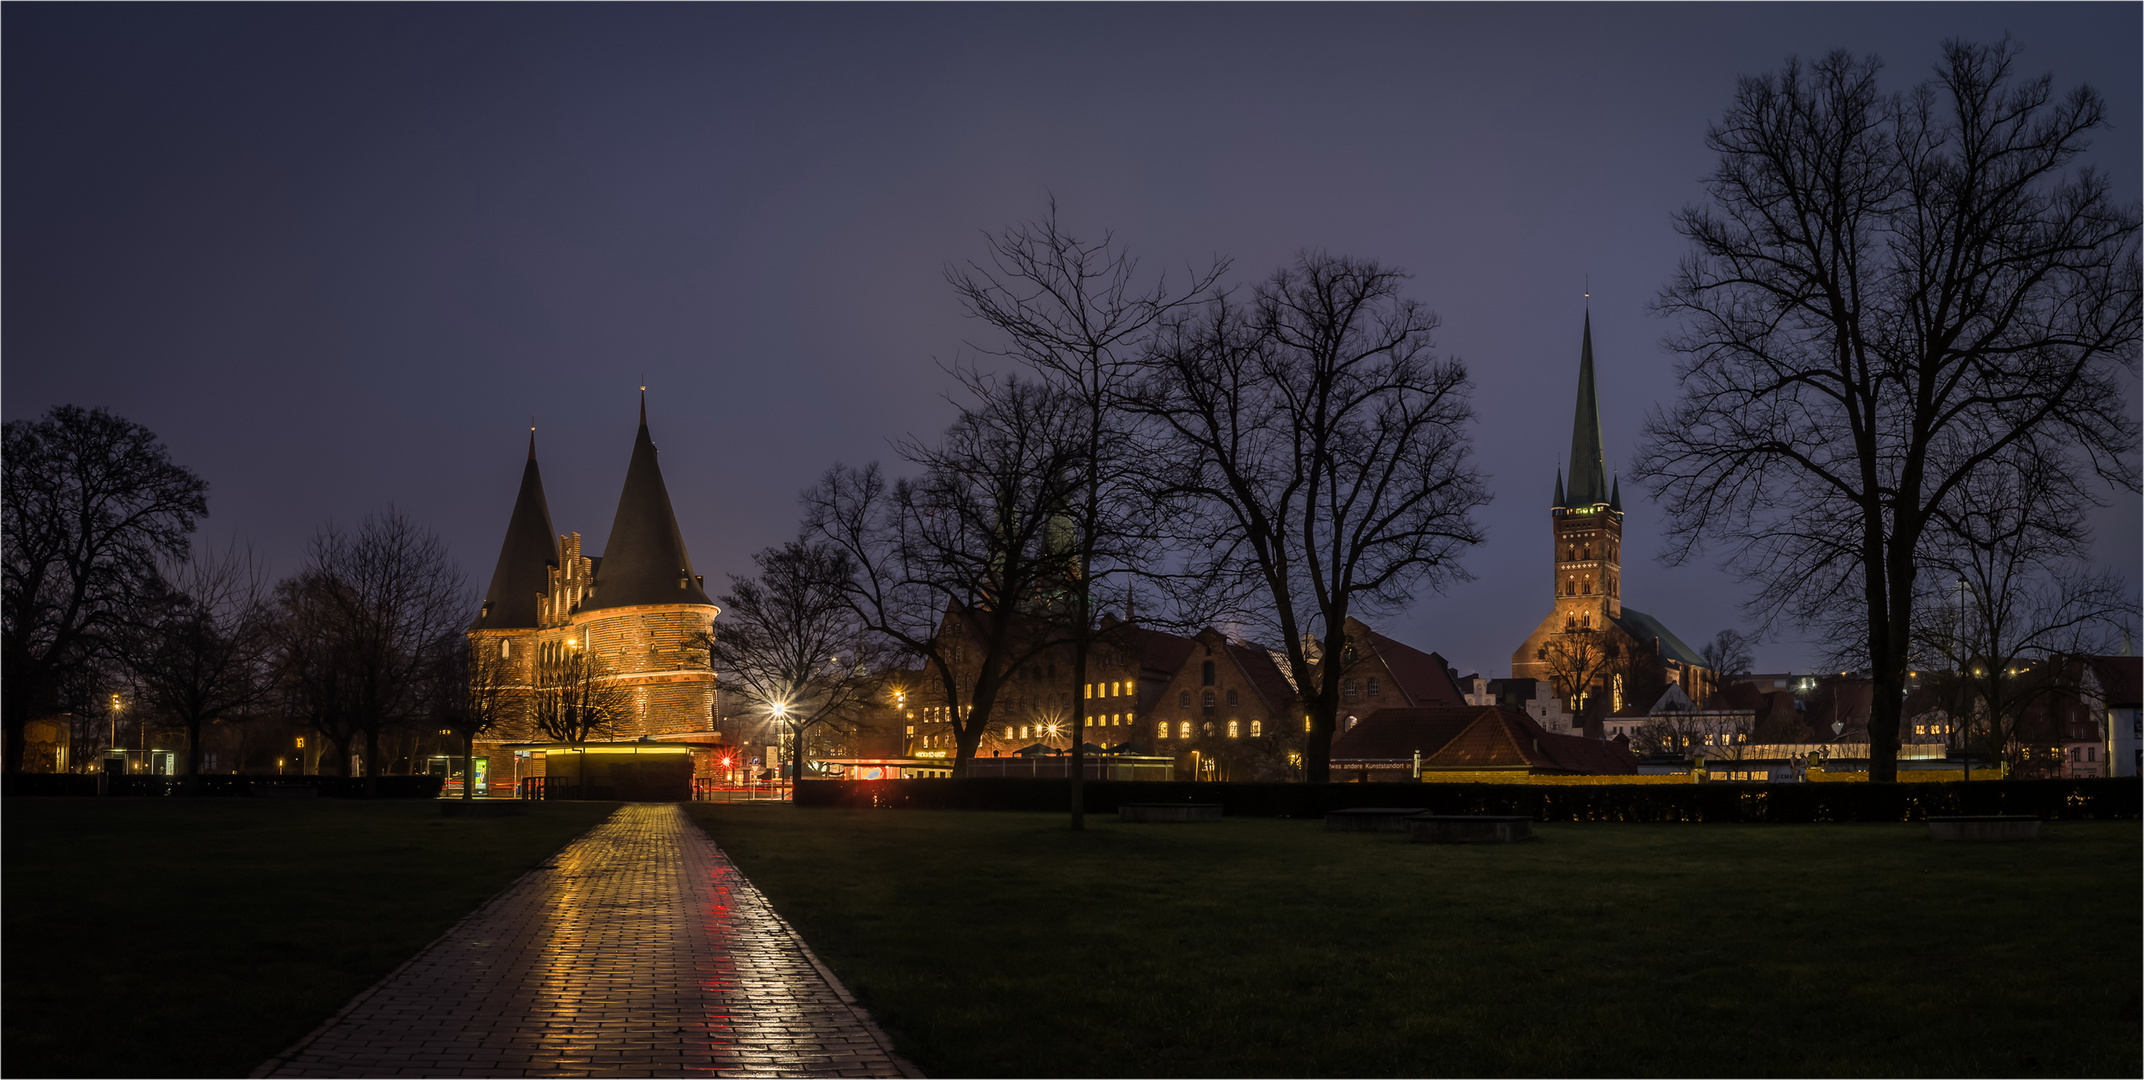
1360,626,1467,706
2093,656,2142,709
1331,707,1488,760
1332,706,1638,775
1225,638,1299,714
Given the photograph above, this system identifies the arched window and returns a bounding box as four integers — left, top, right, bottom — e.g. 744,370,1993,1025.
1228,720,1240,738
1178,721,1192,739
1201,661,1215,686
1583,580,1592,595
500,639,511,659
1201,690,1215,710
1250,720,1263,737
1346,715,1359,731
1157,721,1169,739
1202,721,1215,736
1226,689,1239,707
1366,678,1379,698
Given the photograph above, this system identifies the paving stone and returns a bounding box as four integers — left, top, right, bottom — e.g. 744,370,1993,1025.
255,805,918,1079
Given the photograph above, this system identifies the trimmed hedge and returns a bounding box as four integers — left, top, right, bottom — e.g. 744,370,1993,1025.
2,773,448,799
794,776,2141,822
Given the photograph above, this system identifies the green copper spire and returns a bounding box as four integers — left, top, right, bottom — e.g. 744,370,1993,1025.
1553,466,1566,508
1565,311,1610,506
1609,473,1622,513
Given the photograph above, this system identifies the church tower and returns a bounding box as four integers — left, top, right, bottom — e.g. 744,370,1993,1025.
1513,310,1715,716
1549,310,1623,632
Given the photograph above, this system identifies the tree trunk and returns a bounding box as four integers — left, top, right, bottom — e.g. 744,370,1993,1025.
1069,637,1088,831
363,726,381,798
3,717,25,775
183,716,205,796
462,731,476,800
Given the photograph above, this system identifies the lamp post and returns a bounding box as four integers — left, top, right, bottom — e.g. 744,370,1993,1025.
770,702,792,786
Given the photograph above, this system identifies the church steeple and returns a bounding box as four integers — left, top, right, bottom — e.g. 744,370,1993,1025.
1553,466,1566,509
1566,311,1610,507
474,428,559,630
583,400,713,611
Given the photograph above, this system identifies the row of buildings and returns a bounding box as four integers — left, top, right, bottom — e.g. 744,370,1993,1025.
50,315,2126,790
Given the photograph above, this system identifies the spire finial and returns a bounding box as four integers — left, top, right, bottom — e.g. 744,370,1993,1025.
528,414,537,460
639,380,647,427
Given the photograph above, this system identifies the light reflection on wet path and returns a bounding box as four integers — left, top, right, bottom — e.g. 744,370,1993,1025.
257,805,916,1078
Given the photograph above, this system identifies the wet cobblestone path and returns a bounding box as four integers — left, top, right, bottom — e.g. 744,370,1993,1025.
256,805,919,1078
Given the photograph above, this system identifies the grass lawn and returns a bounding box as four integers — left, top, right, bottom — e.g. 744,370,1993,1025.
4,797,617,1078
689,805,2142,1078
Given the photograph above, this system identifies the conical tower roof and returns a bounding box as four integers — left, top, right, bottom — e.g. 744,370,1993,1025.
584,397,713,611
474,432,558,630
1566,311,1610,506
1554,466,1567,509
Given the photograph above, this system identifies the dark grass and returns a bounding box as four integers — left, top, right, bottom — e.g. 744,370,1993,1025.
690,805,2143,1078
3,798,617,1078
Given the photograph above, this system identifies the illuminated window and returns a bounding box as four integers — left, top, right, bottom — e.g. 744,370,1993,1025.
1179,721,1192,739
500,639,511,659
1005,726,1014,739
1202,690,1215,709
1304,715,1312,732
1228,721,1240,738
1250,720,1262,737
1085,683,1093,699
1157,721,1169,739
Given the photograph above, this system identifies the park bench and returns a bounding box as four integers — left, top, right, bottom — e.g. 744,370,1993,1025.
1324,807,1427,832
1118,803,1221,823
1408,814,1533,843
1926,815,2040,842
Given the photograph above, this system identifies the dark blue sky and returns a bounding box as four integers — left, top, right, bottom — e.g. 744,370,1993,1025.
7,4,2137,678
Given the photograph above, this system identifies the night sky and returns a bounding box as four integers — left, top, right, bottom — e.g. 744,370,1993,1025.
6,4,2138,679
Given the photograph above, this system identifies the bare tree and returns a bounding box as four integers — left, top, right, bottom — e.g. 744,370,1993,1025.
124,540,272,783
1700,630,1756,678
804,378,1088,776
946,203,1223,826
1142,253,1489,781
1541,630,1617,718
429,631,518,799
3,406,208,773
1633,41,2141,781
273,511,469,795
526,646,629,745
706,539,883,783
1914,449,2132,778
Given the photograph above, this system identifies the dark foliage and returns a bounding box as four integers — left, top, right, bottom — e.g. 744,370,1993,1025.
795,776,2139,822
2,773,445,798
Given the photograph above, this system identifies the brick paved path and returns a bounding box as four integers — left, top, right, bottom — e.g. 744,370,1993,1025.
256,804,918,1078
